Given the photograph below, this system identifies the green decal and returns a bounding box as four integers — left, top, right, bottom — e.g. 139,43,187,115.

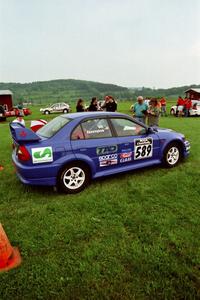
33,148,52,159
32,147,53,164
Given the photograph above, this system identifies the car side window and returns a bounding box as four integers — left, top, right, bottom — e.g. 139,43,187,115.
81,118,112,139
71,125,84,140
111,118,146,137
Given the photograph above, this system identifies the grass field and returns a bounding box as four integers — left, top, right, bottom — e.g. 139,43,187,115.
0,101,200,299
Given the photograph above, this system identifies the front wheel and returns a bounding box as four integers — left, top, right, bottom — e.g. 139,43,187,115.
44,110,50,115
63,109,68,114
58,163,90,193
163,143,182,168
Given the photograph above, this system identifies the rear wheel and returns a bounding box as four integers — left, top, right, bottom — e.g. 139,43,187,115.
63,109,68,114
163,143,182,168
58,162,90,193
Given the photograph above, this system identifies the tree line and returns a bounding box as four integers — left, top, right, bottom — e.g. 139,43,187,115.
0,79,199,104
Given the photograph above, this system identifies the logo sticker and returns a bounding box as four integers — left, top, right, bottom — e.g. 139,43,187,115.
19,130,27,137
99,154,118,167
96,145,118,156
32,147,53,164
120,151,132,163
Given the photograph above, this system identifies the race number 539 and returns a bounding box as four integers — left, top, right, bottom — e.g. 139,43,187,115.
134,138,153,160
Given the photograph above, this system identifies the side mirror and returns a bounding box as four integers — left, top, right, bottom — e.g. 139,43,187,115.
147,127,157,134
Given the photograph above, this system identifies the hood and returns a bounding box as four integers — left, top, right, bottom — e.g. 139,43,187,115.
156,127,174,133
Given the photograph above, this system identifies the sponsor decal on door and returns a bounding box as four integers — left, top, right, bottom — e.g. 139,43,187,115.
134,138,153,160
120,150,132,163
99,153,118,167
96,145,118,156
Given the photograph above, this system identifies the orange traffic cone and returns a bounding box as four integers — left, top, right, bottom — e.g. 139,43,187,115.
0,223,22,272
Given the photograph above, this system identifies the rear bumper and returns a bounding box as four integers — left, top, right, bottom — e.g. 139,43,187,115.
16,171,56,186
12,153,58,186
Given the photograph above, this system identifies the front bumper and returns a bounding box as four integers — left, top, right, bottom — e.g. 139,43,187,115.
183,140,190,157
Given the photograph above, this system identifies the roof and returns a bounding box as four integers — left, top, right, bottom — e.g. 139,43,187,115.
61,111,123,119
185,88,200,94
0,90,13,95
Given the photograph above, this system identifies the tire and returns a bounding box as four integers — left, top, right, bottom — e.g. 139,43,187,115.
163,143,182,168
63,109,68,114
58,162,90,193
44,110,50,115
170,108,175,116
0,117,6,122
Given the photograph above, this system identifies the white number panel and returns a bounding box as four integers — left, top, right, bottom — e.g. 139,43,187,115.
134,138,153,160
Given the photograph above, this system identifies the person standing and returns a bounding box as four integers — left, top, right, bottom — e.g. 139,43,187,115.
132,96,148,124
12,112,25,126
184,98,192,117
160,97,167,116
176,96,184,117
88,97,98,111
147,98,160,127
76,98,85,112
103,96,117,112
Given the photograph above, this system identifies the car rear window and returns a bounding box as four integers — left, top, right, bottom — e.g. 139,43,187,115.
37,116,71,138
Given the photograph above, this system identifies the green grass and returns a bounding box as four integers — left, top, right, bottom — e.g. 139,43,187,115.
0,101,200,299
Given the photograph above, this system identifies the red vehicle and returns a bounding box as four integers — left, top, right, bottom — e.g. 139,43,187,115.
0,90,31,121
5,107,31,117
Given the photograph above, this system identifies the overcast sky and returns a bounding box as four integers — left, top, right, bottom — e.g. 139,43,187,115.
0,0,200,88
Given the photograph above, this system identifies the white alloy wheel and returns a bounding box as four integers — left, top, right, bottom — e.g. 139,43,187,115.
166,146,180,166
62,167,85,190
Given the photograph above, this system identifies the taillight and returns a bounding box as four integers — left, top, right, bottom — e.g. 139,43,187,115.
17,145,31,161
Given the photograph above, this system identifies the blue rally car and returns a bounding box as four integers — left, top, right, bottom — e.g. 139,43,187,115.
10,112,190,193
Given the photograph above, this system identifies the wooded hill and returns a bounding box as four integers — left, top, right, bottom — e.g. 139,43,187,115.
0,79,199,104
0,79,131,104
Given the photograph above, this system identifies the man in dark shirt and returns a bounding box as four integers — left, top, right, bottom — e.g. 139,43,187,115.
105,97,117,112
88,97,98,111
101,96,117,112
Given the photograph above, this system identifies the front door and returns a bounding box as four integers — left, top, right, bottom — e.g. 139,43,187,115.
109,117,160,166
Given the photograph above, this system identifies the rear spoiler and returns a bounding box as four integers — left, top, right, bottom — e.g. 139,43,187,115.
9,122,41,143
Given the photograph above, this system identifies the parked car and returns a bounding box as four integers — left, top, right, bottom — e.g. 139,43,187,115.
40,103,70,115
6,107,31,117
170,101,200,116
0,105,6,121
10,112,190,193
0,106,31,121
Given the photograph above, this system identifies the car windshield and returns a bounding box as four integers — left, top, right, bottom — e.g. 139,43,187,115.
37,116,71,138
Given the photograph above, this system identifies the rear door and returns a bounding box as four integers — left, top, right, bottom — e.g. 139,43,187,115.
70,118,119,174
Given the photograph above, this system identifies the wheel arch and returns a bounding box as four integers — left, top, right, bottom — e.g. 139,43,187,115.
163,139,184,158
56,159,92,185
